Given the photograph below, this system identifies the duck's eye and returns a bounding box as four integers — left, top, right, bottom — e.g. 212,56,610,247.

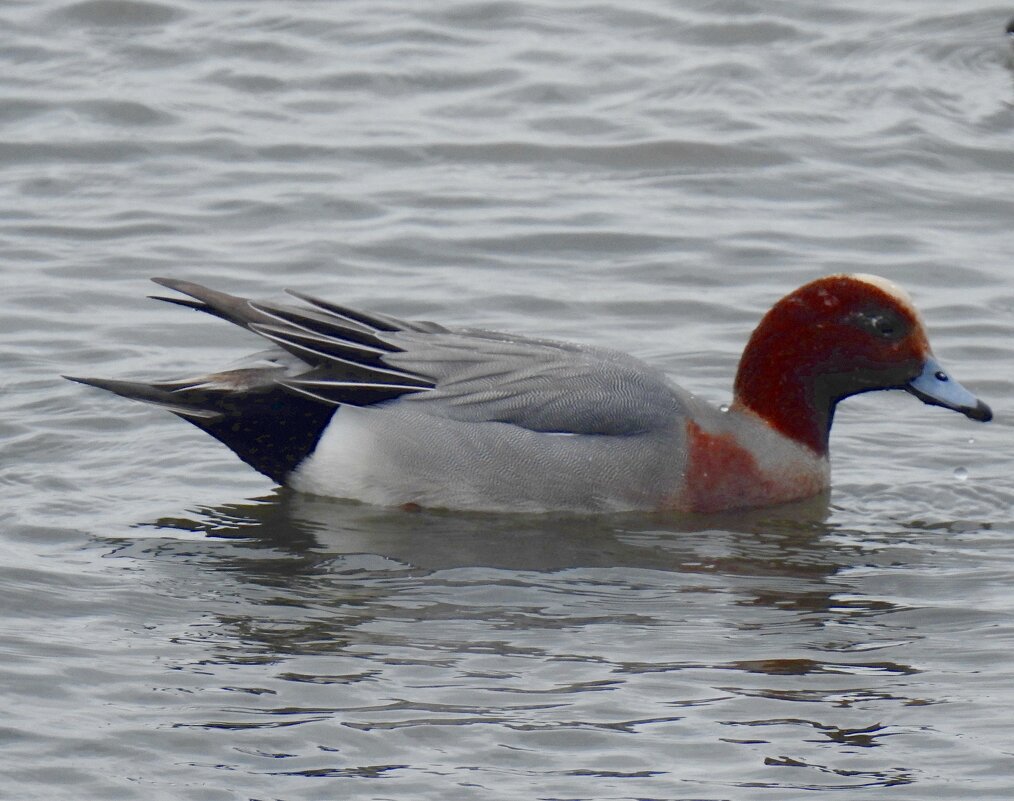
865,313,900,338
849,309,905,339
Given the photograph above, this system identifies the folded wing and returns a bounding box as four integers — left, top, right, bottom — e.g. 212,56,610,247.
69,279,688,482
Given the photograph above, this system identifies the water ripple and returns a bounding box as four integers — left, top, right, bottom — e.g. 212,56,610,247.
52,0,183,27
4,1,1014,799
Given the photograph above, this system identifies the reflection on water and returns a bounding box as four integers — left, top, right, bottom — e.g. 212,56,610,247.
152,489,836,565
78,492,963,795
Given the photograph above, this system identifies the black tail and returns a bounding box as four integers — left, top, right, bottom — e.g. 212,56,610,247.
65,370,334,484
67,279,437,484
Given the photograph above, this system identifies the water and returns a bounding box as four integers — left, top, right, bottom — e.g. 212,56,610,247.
3,0,1014,798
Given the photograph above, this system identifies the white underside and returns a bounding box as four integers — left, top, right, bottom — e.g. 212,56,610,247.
287,396,829,513
288,405,689,513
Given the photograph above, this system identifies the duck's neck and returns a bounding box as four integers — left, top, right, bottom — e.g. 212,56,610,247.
732,332,835,457
732,375,833,457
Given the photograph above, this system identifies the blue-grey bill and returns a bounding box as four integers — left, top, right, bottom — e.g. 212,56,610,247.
906,356,992,422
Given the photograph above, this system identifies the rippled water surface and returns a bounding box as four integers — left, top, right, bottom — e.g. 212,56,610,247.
4,1,1014,798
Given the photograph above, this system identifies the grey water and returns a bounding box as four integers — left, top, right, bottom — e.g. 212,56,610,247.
3,1,1014,798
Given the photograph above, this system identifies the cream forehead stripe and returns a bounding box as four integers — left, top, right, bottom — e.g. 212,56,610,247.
850,273,925,325
851,273,914,308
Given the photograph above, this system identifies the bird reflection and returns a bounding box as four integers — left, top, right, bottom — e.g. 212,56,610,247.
146,488,836,575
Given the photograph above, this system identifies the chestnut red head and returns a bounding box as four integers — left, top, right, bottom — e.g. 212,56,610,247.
733,274,991,455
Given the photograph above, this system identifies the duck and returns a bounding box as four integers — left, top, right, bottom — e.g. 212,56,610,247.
67,274,992,513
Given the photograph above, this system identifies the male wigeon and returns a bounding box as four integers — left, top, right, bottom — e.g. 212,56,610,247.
69,275,991,513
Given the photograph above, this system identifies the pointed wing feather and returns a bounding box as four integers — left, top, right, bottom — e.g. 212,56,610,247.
249,299,390,341
146,280,436,408
249,323,431,387
279,378,430,406
285,289,446,334
112,280,685,438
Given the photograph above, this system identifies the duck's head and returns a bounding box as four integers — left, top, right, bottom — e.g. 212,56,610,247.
733,273,991,455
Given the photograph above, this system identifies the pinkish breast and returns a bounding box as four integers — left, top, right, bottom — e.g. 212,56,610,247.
668,420,824,513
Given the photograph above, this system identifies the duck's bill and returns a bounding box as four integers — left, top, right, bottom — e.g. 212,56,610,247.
905,356,992,422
